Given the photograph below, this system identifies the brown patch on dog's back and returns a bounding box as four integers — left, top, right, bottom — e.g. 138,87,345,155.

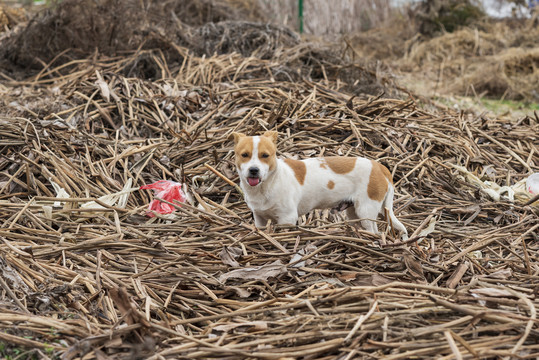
325,157,356,174
368,161,390,202
257,136,277,171
327,180,335,189
284,159,306,185
380,162,393,184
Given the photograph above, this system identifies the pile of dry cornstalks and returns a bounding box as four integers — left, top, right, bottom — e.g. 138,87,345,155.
0,1,538,359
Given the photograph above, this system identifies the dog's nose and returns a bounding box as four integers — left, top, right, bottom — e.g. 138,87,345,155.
248,167,259,177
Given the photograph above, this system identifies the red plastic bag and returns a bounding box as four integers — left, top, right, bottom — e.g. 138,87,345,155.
140,180,186,217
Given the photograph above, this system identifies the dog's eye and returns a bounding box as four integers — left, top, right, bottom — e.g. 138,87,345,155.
261,153,270,158
241,153,249,158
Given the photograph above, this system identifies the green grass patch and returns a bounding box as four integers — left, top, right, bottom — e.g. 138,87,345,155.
479,98,539,113
431,95,539,119
0,341,59,360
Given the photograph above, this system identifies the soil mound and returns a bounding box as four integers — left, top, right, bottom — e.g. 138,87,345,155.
0,0,259,69
407,27,506,64
190,21,300,59
0,0,396,97
451,47,539,100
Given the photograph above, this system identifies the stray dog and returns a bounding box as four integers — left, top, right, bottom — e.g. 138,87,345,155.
230,131,408,239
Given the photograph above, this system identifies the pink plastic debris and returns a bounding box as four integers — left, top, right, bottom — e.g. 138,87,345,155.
140,180,186,217
527,173,539,195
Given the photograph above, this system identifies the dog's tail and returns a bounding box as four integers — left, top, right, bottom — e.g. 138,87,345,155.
383,184,408,239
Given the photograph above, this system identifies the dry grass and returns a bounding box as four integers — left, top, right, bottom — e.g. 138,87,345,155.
0,1,538,359
348,11,539,102
404,21,539,101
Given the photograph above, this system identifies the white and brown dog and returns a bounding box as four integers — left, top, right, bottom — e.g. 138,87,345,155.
231,131,408,239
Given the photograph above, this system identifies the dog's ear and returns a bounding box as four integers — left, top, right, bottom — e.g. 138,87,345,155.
229,132,245,144
263,131,278,144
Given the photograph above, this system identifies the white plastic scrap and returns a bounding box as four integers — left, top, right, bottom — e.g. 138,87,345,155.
451,164,534,205
44,178,137,219
49,178,70,207
81,178,136,210
482,181,514,202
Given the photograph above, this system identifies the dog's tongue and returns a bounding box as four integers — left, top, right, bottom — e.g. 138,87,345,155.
247,177,260,186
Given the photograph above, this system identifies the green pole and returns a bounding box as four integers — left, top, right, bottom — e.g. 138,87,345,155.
298,0,304,34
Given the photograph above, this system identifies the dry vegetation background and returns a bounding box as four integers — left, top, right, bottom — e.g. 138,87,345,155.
0,0,538,359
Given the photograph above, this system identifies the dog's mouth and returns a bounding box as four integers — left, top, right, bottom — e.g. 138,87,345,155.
247,177,261,186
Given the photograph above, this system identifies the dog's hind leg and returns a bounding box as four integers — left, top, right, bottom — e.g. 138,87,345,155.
383,185,408,239
353,200,381,234
347,206,378,233
345,206,361,229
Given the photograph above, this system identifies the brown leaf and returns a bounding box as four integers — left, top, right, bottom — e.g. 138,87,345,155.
353,273,395,286
482,268,512,280
219,260,286,283
220,246,242,267
220,162,236,179
336,271,359,282
372,273,396,286
229,107,250,117
288,244,317,270
402,252,426,284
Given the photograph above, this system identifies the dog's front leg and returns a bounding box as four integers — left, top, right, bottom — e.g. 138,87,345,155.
253,213,267,228
276,211,298,226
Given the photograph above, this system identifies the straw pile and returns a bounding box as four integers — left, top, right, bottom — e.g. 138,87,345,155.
405,21,539,101
348,12,539,101
0,1,538,359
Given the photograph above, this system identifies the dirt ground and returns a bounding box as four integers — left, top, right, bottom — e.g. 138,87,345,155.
0,1,537,359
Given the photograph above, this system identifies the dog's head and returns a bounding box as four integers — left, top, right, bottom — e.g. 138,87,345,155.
230,131,278,187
